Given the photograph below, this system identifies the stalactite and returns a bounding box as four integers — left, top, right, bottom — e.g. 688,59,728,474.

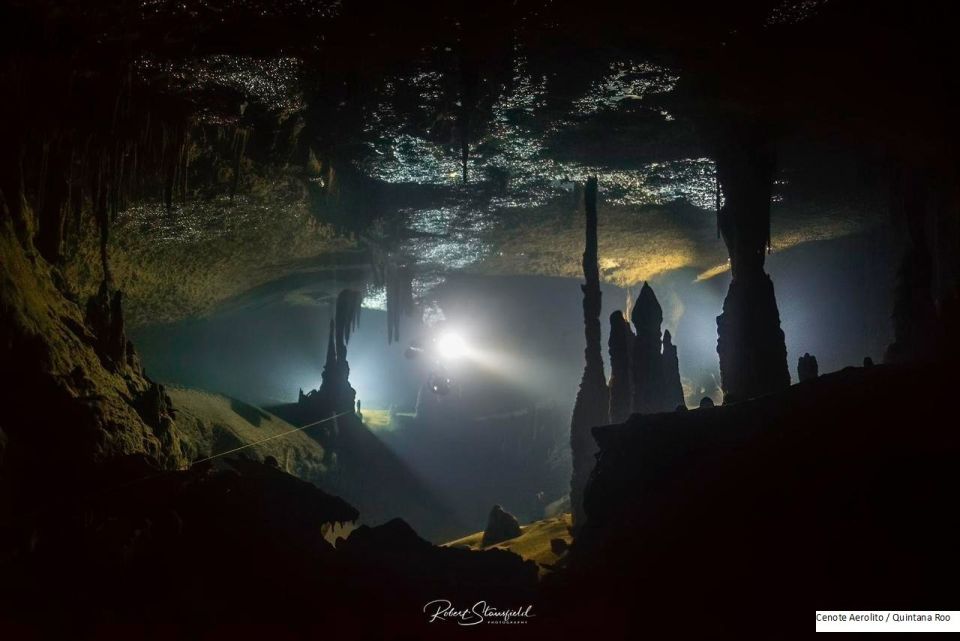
95,159,112,285
715,165,722,239
36,139,68,264
324,319,337,370
457,43,479,184
303,290,358,417
335,289,362,349
386,263,398,345
230,128,249,199
570,176,609,531
385,262,414,345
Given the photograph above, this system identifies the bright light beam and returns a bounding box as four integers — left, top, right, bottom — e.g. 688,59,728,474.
436,331,468,360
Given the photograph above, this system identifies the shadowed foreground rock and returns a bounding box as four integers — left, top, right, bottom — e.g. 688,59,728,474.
0,456,536,634
549,361,960,636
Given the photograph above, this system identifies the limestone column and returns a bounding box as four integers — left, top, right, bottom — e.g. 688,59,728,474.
570,177,609,530
715,125,791,401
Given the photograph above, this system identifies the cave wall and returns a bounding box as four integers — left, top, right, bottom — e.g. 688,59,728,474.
0,215,187,512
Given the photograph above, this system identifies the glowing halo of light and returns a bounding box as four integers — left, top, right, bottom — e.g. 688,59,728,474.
436,331,468,360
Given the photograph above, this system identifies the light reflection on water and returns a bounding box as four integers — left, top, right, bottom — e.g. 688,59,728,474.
360,53,710,215
126,47,724,316
362,283,388,311
378,156,718,284
403,204,494,270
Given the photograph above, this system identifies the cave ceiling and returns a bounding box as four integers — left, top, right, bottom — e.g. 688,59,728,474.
9,0,951,324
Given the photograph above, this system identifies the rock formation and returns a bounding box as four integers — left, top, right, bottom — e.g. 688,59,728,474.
625,282,688,414
386,263,414,345
608,283,689,419
797,353,818,382
321,316,354,411
85,280,130,369
335,288,362,348
714,124,791,401
482,504,522,546
298,289,359,417
660,330,686,411
570,177,610,530
630,282,666,414
279,295,464,540
716,270,785,393
607,310,635,423
550,538,569,556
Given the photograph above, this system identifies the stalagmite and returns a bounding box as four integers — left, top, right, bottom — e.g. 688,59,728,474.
607,310,634,423
570,176,609,531
85,279,129,369
630,282,664,414
661,330,686,411
622,282,687,414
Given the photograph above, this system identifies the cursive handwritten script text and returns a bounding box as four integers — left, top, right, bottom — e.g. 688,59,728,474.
423,599,535,625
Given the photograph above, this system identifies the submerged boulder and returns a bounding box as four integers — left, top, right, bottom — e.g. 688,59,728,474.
550,538,569,556
482,504,522,547
797,352,819,382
